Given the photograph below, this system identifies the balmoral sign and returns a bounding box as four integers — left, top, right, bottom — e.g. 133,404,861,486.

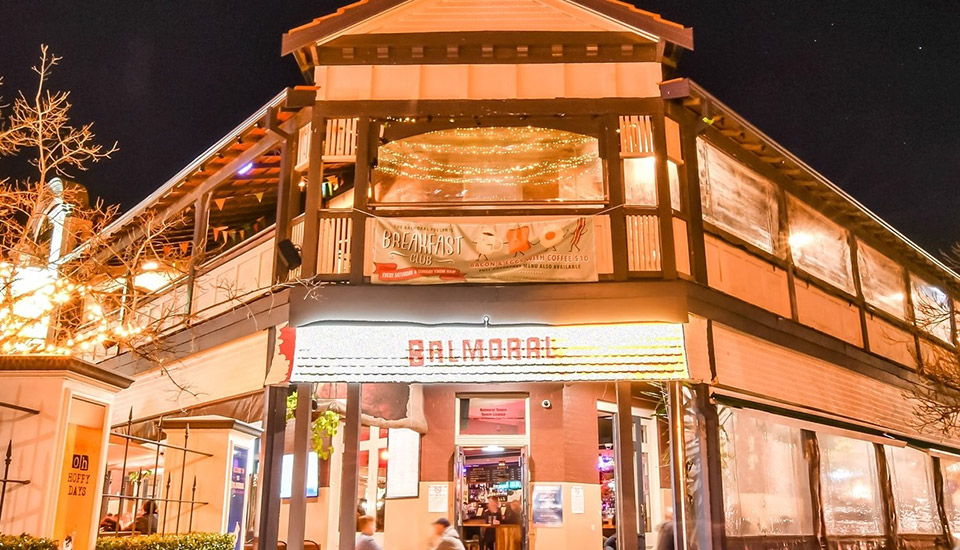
287,323,688,383
370,217,597,284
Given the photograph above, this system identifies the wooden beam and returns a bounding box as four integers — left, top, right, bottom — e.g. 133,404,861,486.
614,381,639,550
666,381,688,550
604,115,629,281
350,118,374,285
300,108,325,278
287,383,312,550
652,110,678,279
256,385,287,550
274,133,300,283
338,383,362,550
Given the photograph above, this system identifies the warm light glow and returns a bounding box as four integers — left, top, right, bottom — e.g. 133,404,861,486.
482,445,505,453
237,162,254,176
788,231,815,250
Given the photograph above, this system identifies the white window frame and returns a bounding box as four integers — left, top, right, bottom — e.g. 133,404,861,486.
454,393,531,447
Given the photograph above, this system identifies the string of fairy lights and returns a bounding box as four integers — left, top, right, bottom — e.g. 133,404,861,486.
375,126,603,189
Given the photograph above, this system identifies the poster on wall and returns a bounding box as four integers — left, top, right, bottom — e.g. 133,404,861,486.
370,217,597,284
227,446,249,550
428,484,448,513
385,428,421,498
532,485,564,527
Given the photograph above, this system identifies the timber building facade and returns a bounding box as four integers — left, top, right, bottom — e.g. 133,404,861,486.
19,2,960,550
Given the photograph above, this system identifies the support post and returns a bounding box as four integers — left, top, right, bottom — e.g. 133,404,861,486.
274,124,301,283
186,193,211,314
652,109,678,280
349,118,373,285
256,386,288,550
614,381,639,550
604,115,629,281
338,383,363,550
287,384,312,550
300,108,325,278
667,381,688,550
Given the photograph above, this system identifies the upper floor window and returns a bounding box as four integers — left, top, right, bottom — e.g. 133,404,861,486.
787,195,854,294
371,127,604,206
856,240,906,319
911,275,952,342
697,139,779,255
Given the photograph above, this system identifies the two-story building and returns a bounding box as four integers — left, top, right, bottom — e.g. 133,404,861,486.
75,2,960,550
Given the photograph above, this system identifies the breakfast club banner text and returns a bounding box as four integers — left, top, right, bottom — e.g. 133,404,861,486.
370,217,597,284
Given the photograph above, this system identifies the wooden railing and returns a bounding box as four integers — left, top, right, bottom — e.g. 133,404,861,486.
626,213,662,272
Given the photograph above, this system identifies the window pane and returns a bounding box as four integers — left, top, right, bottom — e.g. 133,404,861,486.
787,196,854,294
857,240,906,319
624,157,681,211
371,127,604,204
719,408,813,536
458,396,526,436
819,433,883,536
885,446,939,533
697,138,779,254
912,275,952,342
941,457,960,533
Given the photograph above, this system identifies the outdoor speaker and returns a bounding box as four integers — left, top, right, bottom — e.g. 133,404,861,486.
277,239,302,270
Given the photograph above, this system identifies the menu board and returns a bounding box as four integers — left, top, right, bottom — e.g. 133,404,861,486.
386,428,421,498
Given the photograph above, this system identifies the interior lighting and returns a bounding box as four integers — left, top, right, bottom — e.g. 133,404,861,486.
482,445,505,453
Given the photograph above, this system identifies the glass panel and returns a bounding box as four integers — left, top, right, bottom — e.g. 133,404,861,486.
718,408,813,536
818,433,883,536
458,396,527,437
857,240,906,319
697,138,779,255
376,440,388,531
358,449,371,515
371,127,604,204
941,457,960,533
885,446,939,533
787,195,855,294
623,157,681,211
279,452,319,499
912,275,952,342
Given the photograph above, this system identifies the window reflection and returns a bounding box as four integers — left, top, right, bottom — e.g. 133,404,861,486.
371,127,604,205
885,446,938,534
818,433,883,536
718,408,813,536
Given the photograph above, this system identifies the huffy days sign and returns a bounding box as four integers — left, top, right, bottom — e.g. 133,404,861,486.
287,323,688,383
370,217,597,284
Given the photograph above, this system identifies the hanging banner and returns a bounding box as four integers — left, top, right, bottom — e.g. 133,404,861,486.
370,217,596,284
287,322,688,383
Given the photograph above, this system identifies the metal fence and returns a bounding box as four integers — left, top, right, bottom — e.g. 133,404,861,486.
99,410,212,537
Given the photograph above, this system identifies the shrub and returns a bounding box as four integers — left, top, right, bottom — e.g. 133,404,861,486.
0,534,59,550
96,533,235,550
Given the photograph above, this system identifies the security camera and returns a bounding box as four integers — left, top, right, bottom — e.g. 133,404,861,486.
541,399,552,409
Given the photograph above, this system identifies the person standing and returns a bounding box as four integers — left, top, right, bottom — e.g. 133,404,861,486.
356,516,383,550
430,518,465,550
655,508,675,550
480,496,503,550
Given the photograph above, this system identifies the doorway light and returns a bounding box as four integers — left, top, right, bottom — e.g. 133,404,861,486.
481,445,505,453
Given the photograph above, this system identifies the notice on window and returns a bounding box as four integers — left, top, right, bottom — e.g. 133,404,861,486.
532,484,564,527
428,484,448,513
386,428,421,499
571,485,585,514
370,217,597,284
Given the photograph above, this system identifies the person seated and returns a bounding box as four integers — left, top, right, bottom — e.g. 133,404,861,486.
98,513,119,532
502,500,522,525
124,500,158,534
356,515,382,550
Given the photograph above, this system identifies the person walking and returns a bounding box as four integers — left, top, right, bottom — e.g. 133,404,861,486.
430,518,465,550
357,516,383,550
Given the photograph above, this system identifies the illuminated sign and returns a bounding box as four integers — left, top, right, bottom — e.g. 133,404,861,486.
288,322,687,383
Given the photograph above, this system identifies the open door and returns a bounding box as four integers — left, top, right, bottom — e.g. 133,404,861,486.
455,445,528,550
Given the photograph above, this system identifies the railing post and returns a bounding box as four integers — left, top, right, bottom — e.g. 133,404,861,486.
0,441,11,523
186,193,211,316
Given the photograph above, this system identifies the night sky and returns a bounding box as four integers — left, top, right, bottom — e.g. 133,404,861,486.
2,2,958,259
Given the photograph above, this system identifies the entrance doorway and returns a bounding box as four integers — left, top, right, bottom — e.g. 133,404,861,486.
598,403,664,549
454,446,528,550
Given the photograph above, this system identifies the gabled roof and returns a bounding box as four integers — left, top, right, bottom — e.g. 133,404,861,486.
282,0,692,56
